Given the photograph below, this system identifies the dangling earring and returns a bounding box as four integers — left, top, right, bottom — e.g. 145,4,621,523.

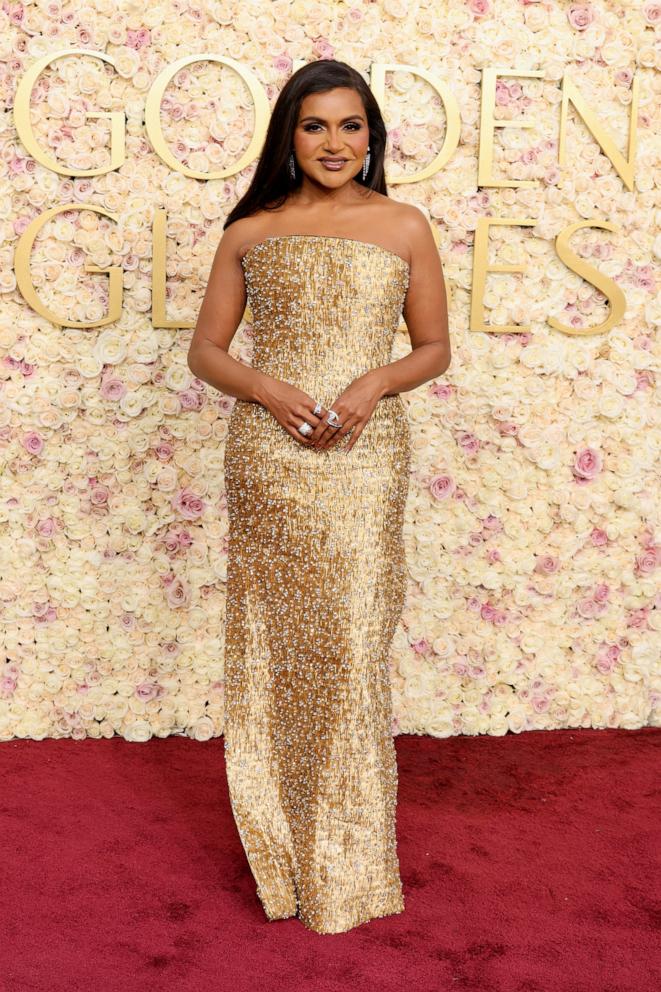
362,146,371,180
289,152,296,180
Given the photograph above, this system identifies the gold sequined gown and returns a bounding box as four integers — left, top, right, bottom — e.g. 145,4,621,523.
223,234,410,934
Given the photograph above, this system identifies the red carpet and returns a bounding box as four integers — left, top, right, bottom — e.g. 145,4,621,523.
2,727,659,992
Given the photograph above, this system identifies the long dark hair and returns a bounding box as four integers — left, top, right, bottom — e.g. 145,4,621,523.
223,60,389,230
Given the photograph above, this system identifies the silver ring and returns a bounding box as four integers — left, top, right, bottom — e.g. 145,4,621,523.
326,409,342,429
313,401,322,417
298,422,313,436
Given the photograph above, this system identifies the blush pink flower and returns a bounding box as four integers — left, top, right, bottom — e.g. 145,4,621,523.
273,54,293,72
126,27,151,49
457,431,480,453
36,518,55,537
429,382,452,400
642,2,661,24
135,681,161,701
89,483,109,507
100,377,126,400
22,431,44,455
590,528,608,546
178,389,203,411
166,577,190,609
468,0,491,16
429,474,455,500
535,554,559,574
154,442,173,461
573,446,602,480
593,583,610,604
567,4,594,30
635,547,659,575
172,487,206,520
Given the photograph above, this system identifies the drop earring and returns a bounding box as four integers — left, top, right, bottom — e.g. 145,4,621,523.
289,152,296,180
362,146,371,180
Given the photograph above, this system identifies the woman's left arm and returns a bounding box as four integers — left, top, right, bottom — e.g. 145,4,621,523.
368,206,450,398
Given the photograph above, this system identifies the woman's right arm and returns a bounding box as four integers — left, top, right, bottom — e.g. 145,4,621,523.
187,227,273,405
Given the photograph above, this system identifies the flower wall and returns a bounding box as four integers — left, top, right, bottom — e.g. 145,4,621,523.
0,0,659,741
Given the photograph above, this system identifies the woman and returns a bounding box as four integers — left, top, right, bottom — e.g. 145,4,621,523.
188,59,450,934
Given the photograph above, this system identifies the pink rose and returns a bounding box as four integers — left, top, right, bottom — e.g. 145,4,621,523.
635,370,654,392
22,431,44,455
627,608,649,629
178,389,203,411
635,547,659,574
429,474,455,500
135,681,160,701
411,638,431,655
154,442,173,461
593,583,609,603
179,530,193,549
615,69,633,87
468,0,491,16
429,382,452,400
313,39,335,58
89,484,109,507
567,4,594,30
163,530,180,553
36,518,55,537
590,528,608,546
535,554,559,574
573,446,602,480
166,577,190,609
595,652,617,675
457,431,480,453
100,377,126,400
495,79,511,107
172,487,206,520
273,54,293,72
577,597,599,619
126,27,151,49
642,2,661,24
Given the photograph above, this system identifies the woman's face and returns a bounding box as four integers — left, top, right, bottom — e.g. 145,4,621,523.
292,86,370,188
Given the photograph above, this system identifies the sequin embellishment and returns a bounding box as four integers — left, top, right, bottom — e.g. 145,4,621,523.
223,235,411,934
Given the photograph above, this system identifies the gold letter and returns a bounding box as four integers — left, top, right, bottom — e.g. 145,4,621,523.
15,204,122,327
152,209,194,329
370,63,461,184
560,75,639,192
145,54,269,180
550,220,625,336
14,49,125,176
471,216,536,333
478,68,544,188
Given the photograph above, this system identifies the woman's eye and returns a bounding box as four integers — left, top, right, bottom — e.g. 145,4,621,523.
303,123,361,132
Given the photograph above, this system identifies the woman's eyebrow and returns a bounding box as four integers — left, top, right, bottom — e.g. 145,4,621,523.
299,114,365,123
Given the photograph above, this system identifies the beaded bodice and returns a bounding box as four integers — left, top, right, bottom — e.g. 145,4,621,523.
239,235,410,410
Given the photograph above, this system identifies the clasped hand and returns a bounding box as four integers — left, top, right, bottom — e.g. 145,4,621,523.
265,371,384,452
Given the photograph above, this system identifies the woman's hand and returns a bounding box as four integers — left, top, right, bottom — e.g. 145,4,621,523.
260,378,328,447
308,370,385,452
